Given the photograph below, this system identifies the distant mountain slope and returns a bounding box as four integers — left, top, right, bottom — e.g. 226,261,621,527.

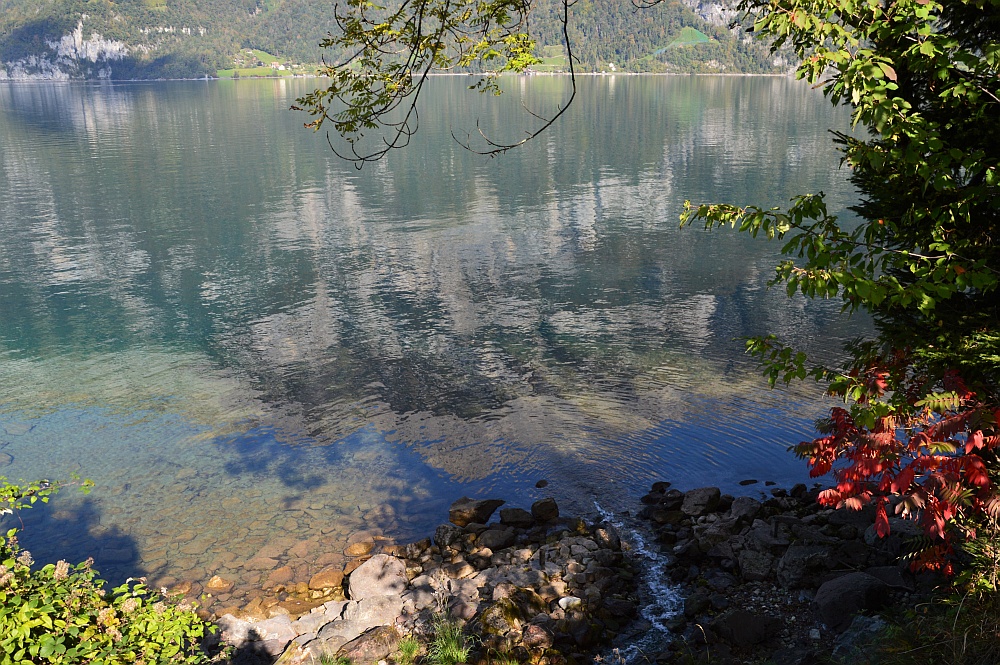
0,0,788,80
529,0,787,73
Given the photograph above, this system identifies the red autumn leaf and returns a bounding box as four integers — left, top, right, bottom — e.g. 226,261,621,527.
964,455,990,487
809,460,832,477
966,430,984,453
891,465,915,494
875,500,890,538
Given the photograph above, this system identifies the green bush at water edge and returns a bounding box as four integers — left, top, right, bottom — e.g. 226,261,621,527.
0,477,215,665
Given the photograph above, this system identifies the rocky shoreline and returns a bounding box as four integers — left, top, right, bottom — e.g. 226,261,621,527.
201,484,934,665
637,481,937,664
212,497,638,665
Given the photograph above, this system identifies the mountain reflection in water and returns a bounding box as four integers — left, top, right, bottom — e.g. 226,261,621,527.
0,76,869,603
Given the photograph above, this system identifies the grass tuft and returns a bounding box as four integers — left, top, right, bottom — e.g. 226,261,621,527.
427,618,472,665
398,634,421,665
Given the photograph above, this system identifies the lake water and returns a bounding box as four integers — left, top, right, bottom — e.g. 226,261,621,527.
0,76,868,607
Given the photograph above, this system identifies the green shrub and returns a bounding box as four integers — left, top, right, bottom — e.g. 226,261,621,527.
0,477,214,664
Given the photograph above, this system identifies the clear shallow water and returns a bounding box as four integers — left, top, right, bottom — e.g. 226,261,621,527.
0,76,868,606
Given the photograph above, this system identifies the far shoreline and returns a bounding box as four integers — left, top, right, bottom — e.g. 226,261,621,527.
0,70,798,84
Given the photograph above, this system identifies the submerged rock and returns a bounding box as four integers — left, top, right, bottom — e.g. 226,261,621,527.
449,497,505,527
531,497,559,522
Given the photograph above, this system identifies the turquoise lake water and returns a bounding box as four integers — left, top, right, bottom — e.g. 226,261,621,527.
0,75,869,606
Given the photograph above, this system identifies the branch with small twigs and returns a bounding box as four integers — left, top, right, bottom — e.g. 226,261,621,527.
453,0,577,156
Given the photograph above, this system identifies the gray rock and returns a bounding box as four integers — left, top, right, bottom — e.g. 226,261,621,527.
401,585,439,612
217,614,254,646
729,496,762,523
315,621,366,655
257,638,295,657
434,523,465,549
706,540,736,560
835,539,871,569
681,487,721,516
500,507,535,528
747,520,793,554
251,615,297,644
738,550,775,582
813,572,889,633
448,577,480,599
478,526,517,551
290,612,335,636
826,506,874,528
531,497,560,522
683,590,711,618
602,598,637,617
777,545,834,589
694,518,739,552
791,524,840,545
322,600,349,617
593,523,621,551
863,517,924,558
831,615,888,660
337,625,401,663
449,497,505,527
341,595,405,626
864,565,914,591
449,595,479,620
347,554,407,600
712,609,781,647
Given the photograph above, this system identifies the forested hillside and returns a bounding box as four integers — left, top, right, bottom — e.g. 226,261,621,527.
0,0,788,79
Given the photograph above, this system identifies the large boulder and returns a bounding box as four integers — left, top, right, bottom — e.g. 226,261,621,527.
777,545,835,589
500,507,535,528
729,496,762,523
450,497,505,526
342,595,405,626
712,609,781,647
694,518,739,553
478,526,517,551
738,550,775,582
831,615,888,660
531,498,560,522
217,614,254,647
347,554,407,600
593,523,622,551
337,625,402,663
813,572,890,633
681,487,721,516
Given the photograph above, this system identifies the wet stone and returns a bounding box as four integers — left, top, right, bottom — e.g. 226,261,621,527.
449,497,506,527
531,498,560,523
345,541,374,557
206,575,235,594
265,566,295,589
245,556,279,571
500,507,535,529
309,567,344,590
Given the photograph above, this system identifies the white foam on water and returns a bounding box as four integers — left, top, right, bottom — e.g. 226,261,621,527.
593,500,681,663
